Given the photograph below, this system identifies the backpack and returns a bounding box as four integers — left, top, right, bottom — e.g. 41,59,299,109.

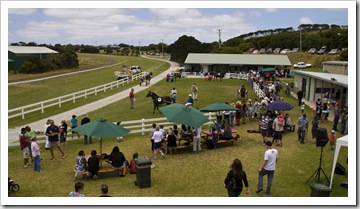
278,116,284,126
226,176,237,192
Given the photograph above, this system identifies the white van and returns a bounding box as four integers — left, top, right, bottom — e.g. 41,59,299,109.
130,66,141,74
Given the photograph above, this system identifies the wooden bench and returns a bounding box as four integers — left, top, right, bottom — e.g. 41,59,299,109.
177,136,193,145
284,124,295,132
218,139,235,146
73,165,129,180
168,145,190,155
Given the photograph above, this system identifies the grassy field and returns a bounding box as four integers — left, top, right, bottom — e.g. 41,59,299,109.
8,54,170,128
7,77,349,200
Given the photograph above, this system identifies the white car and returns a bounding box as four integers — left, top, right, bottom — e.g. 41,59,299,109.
293,62,312,68
130,66,142,74
328,49,341,55
280,49,291,54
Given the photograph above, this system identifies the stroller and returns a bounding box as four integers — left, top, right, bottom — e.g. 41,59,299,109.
8,177,20,194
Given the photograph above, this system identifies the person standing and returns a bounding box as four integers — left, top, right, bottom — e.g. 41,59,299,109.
59,120,68,150
224,158,250,197
311,115,320,144
256,141,278,195
335,89,341,101
152,126,165,160
19,128,30,168
70,115,80,139
129,88,135,109
332,105,341,132
30,136,41,172
44,119,51,150
192,126,202,154
272,114,284,147
99,184,111,197
149,123,156,152
260,115,269,145
285,83,290,97
297,114,309,144
170,87,177,103
185,94,194,107
81,115,92,144
340,108,348,135
329,130,336,150
191,83,198,100
297,89,304,106
46,119,66,160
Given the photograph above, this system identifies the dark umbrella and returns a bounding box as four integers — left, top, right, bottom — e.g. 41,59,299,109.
265,101,294,111
200,102,240,112
71,118,130,154
160,103,209,127
262,67,276,72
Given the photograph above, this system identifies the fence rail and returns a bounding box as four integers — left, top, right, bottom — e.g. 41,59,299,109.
8,72,148,120
181,72,248,80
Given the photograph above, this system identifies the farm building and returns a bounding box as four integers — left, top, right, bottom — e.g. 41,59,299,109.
184,53,291,73
8,46,59,71
322,61,348,75
293,70,348,107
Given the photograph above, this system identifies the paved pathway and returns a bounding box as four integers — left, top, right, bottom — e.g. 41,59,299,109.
7,58,179,146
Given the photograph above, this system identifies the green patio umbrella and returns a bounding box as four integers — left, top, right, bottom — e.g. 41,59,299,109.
71,118,130,154
159,103,209,128
262,67,276,72
200,102,239,112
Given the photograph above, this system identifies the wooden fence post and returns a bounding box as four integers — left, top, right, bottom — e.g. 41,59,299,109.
142,118,145,135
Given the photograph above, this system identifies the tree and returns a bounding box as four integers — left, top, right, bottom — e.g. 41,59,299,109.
167,35,204,64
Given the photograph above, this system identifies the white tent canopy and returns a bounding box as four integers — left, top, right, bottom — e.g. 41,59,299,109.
330,135,348,188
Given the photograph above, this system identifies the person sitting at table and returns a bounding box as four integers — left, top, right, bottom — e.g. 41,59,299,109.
180,124,192,138
74,150,87,181
87,150,100,179
164,127,177,155
173,124,179,138
206,127,220,149
221,126,235,141
107,146,127,177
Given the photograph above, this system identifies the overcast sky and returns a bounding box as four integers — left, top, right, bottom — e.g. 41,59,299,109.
6,2,349,46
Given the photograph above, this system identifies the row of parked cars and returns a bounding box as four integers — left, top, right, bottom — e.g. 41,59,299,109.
249,47,342,55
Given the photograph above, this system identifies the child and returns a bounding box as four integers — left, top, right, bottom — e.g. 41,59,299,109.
128,153,138,174
30,136,41,172
310,106,316,117
301,102,305,114
330,130,336,150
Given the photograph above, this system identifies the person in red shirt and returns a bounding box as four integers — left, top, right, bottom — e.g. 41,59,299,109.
19,127,30,168
128,153,138,174
129,88,135,109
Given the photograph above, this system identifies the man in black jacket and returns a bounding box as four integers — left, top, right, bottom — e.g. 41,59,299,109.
81,115,92,144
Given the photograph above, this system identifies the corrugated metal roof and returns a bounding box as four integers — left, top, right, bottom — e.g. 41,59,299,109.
8,46,59,54
322,61,348,66
184,53,291,66
294,70,347,87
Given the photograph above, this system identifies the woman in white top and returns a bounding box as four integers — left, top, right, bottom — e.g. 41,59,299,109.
170,88,177,103
151,126,165,160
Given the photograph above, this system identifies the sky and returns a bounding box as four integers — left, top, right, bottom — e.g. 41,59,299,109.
5,1,349,47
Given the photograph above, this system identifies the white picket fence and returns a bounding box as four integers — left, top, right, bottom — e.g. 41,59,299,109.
253,82,266,99
8,71,148,120
181,72,248,80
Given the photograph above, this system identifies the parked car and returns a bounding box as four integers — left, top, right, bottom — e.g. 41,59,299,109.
247,48,256,54
130,66,142,74
308,48,317,54
292,48,299,53
266,48,273,53
259,48,266,54
252,49,259,54
328,48,341,55
293,62,312,69
280,49,291,54
317,46,327,55
273,48,281,53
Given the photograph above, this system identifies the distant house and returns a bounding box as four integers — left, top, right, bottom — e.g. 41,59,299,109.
184,53,291,73
322,61,348,75
8,46,59,71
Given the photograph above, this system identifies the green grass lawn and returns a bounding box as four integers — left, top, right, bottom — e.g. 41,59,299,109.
7,77,349,200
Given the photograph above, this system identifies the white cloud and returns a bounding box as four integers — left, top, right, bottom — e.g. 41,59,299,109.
299,16,313,24
8,8,37,15
250,11,262,17
149,8,201,18
43,8,124,18
265,8,278,13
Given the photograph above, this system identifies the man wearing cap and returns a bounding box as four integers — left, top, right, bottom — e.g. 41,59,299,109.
297,114,309,144
256,141,278,195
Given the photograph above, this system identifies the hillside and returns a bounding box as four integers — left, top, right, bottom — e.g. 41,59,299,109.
287,52,341,70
